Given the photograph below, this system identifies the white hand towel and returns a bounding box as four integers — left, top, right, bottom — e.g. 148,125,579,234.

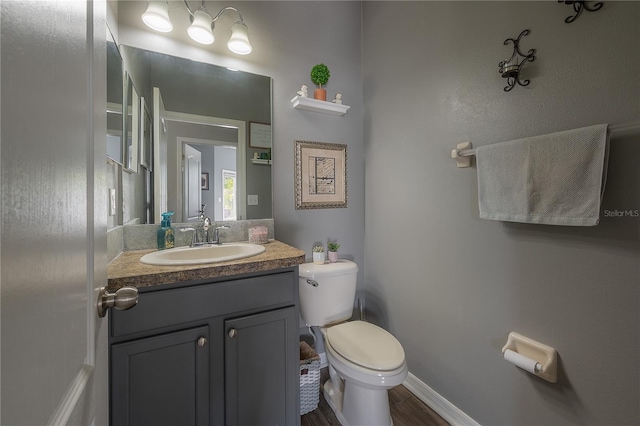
476,124,609,226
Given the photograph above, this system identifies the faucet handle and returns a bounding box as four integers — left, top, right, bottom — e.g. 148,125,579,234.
213,225,230,245
180,227,197,247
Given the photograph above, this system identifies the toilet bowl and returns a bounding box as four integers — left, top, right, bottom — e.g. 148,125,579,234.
299,260,408,425
322,321,408,426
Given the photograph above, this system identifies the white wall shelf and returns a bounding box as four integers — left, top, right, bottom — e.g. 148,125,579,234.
291,95,350,116
251,159,272,165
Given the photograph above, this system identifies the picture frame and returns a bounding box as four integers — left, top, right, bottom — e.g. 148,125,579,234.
201,172,209,190
295,140,347,209
249,122,272,148
123,74,139,174
139,98,152,171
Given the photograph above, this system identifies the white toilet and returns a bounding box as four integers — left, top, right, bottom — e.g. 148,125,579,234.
299,260,408,426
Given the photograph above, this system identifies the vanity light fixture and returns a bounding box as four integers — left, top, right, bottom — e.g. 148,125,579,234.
188,9,215,44
141,0,252,55
141,1,173,32
498,29,536,92
558,1,603,24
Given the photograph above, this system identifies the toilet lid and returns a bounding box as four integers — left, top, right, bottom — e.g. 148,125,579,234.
325,321,405,371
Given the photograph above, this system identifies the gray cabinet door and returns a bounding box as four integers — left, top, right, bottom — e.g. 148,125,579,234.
225,307,299,426
111,326,210,426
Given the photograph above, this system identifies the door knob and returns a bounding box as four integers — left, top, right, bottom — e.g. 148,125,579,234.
228,328,238,338
198,337,207,347
97,286,139,318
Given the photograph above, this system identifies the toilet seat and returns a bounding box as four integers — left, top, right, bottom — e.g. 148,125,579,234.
325,321,405,371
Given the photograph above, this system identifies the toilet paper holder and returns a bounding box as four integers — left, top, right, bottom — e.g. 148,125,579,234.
501,332,558,383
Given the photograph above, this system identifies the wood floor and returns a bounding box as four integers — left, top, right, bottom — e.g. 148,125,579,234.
301,368,449,426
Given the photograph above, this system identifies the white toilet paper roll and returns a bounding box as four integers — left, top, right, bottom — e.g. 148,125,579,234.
504,349,541,374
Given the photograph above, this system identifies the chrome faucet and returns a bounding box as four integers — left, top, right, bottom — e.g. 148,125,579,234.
203,217,212,242
196,204,215,244
181,215,214,247
212,225,230,245
198,204,206,221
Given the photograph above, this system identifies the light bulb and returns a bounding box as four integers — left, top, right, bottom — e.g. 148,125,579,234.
188,10,214,45
141,1,173,33
227,21,252,55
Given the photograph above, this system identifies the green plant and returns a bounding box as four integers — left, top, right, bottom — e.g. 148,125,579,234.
310,64,330,89
313,245,324,253
327,241,340,252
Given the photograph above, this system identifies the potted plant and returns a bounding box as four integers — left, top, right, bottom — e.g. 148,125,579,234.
310,63,330,101
327,241,340,263
312,245,325,264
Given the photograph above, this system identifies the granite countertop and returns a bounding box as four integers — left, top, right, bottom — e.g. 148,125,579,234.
107,240,305,290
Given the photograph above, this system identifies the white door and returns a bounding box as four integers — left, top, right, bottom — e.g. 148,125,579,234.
1,0,108,424
154,87,169,223
183,144,203,221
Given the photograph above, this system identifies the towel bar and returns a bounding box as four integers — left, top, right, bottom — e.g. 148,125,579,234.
451,120,640,168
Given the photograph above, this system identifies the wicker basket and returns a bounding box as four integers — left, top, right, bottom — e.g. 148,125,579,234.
299,341,321,415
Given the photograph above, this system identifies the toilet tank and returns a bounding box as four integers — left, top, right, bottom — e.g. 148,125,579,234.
298,260,358,326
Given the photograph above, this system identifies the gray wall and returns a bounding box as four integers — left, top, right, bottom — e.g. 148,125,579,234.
363,2,639,425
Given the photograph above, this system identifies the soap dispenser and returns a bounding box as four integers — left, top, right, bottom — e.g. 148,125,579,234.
157,212,175,250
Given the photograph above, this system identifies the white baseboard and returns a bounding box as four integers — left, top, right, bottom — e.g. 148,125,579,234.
317,353,477,425
403,372,479,426
47,365,93,425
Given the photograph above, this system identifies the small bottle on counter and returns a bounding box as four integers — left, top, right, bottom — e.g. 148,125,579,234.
157,212,175,250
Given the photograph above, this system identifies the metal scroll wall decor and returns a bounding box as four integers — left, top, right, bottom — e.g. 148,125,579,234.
498,29,537,92
558,1,604,24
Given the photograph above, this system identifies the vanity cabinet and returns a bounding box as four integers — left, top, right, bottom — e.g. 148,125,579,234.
225,307,297,425
111,326,210,425
109,267,300,426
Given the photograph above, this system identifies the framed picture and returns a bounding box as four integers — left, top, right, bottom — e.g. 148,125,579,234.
201,172,209,190
139,98,152,171
295,140,347,209
123,74,139,174
249,122,271,148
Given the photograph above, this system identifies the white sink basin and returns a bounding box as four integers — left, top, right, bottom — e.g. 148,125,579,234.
140,243,266,266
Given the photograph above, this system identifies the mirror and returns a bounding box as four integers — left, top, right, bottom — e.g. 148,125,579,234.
106,28,123,164
119,45,272,224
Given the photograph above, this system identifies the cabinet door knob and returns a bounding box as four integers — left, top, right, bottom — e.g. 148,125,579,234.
197,337,207,347
228,328,238,338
